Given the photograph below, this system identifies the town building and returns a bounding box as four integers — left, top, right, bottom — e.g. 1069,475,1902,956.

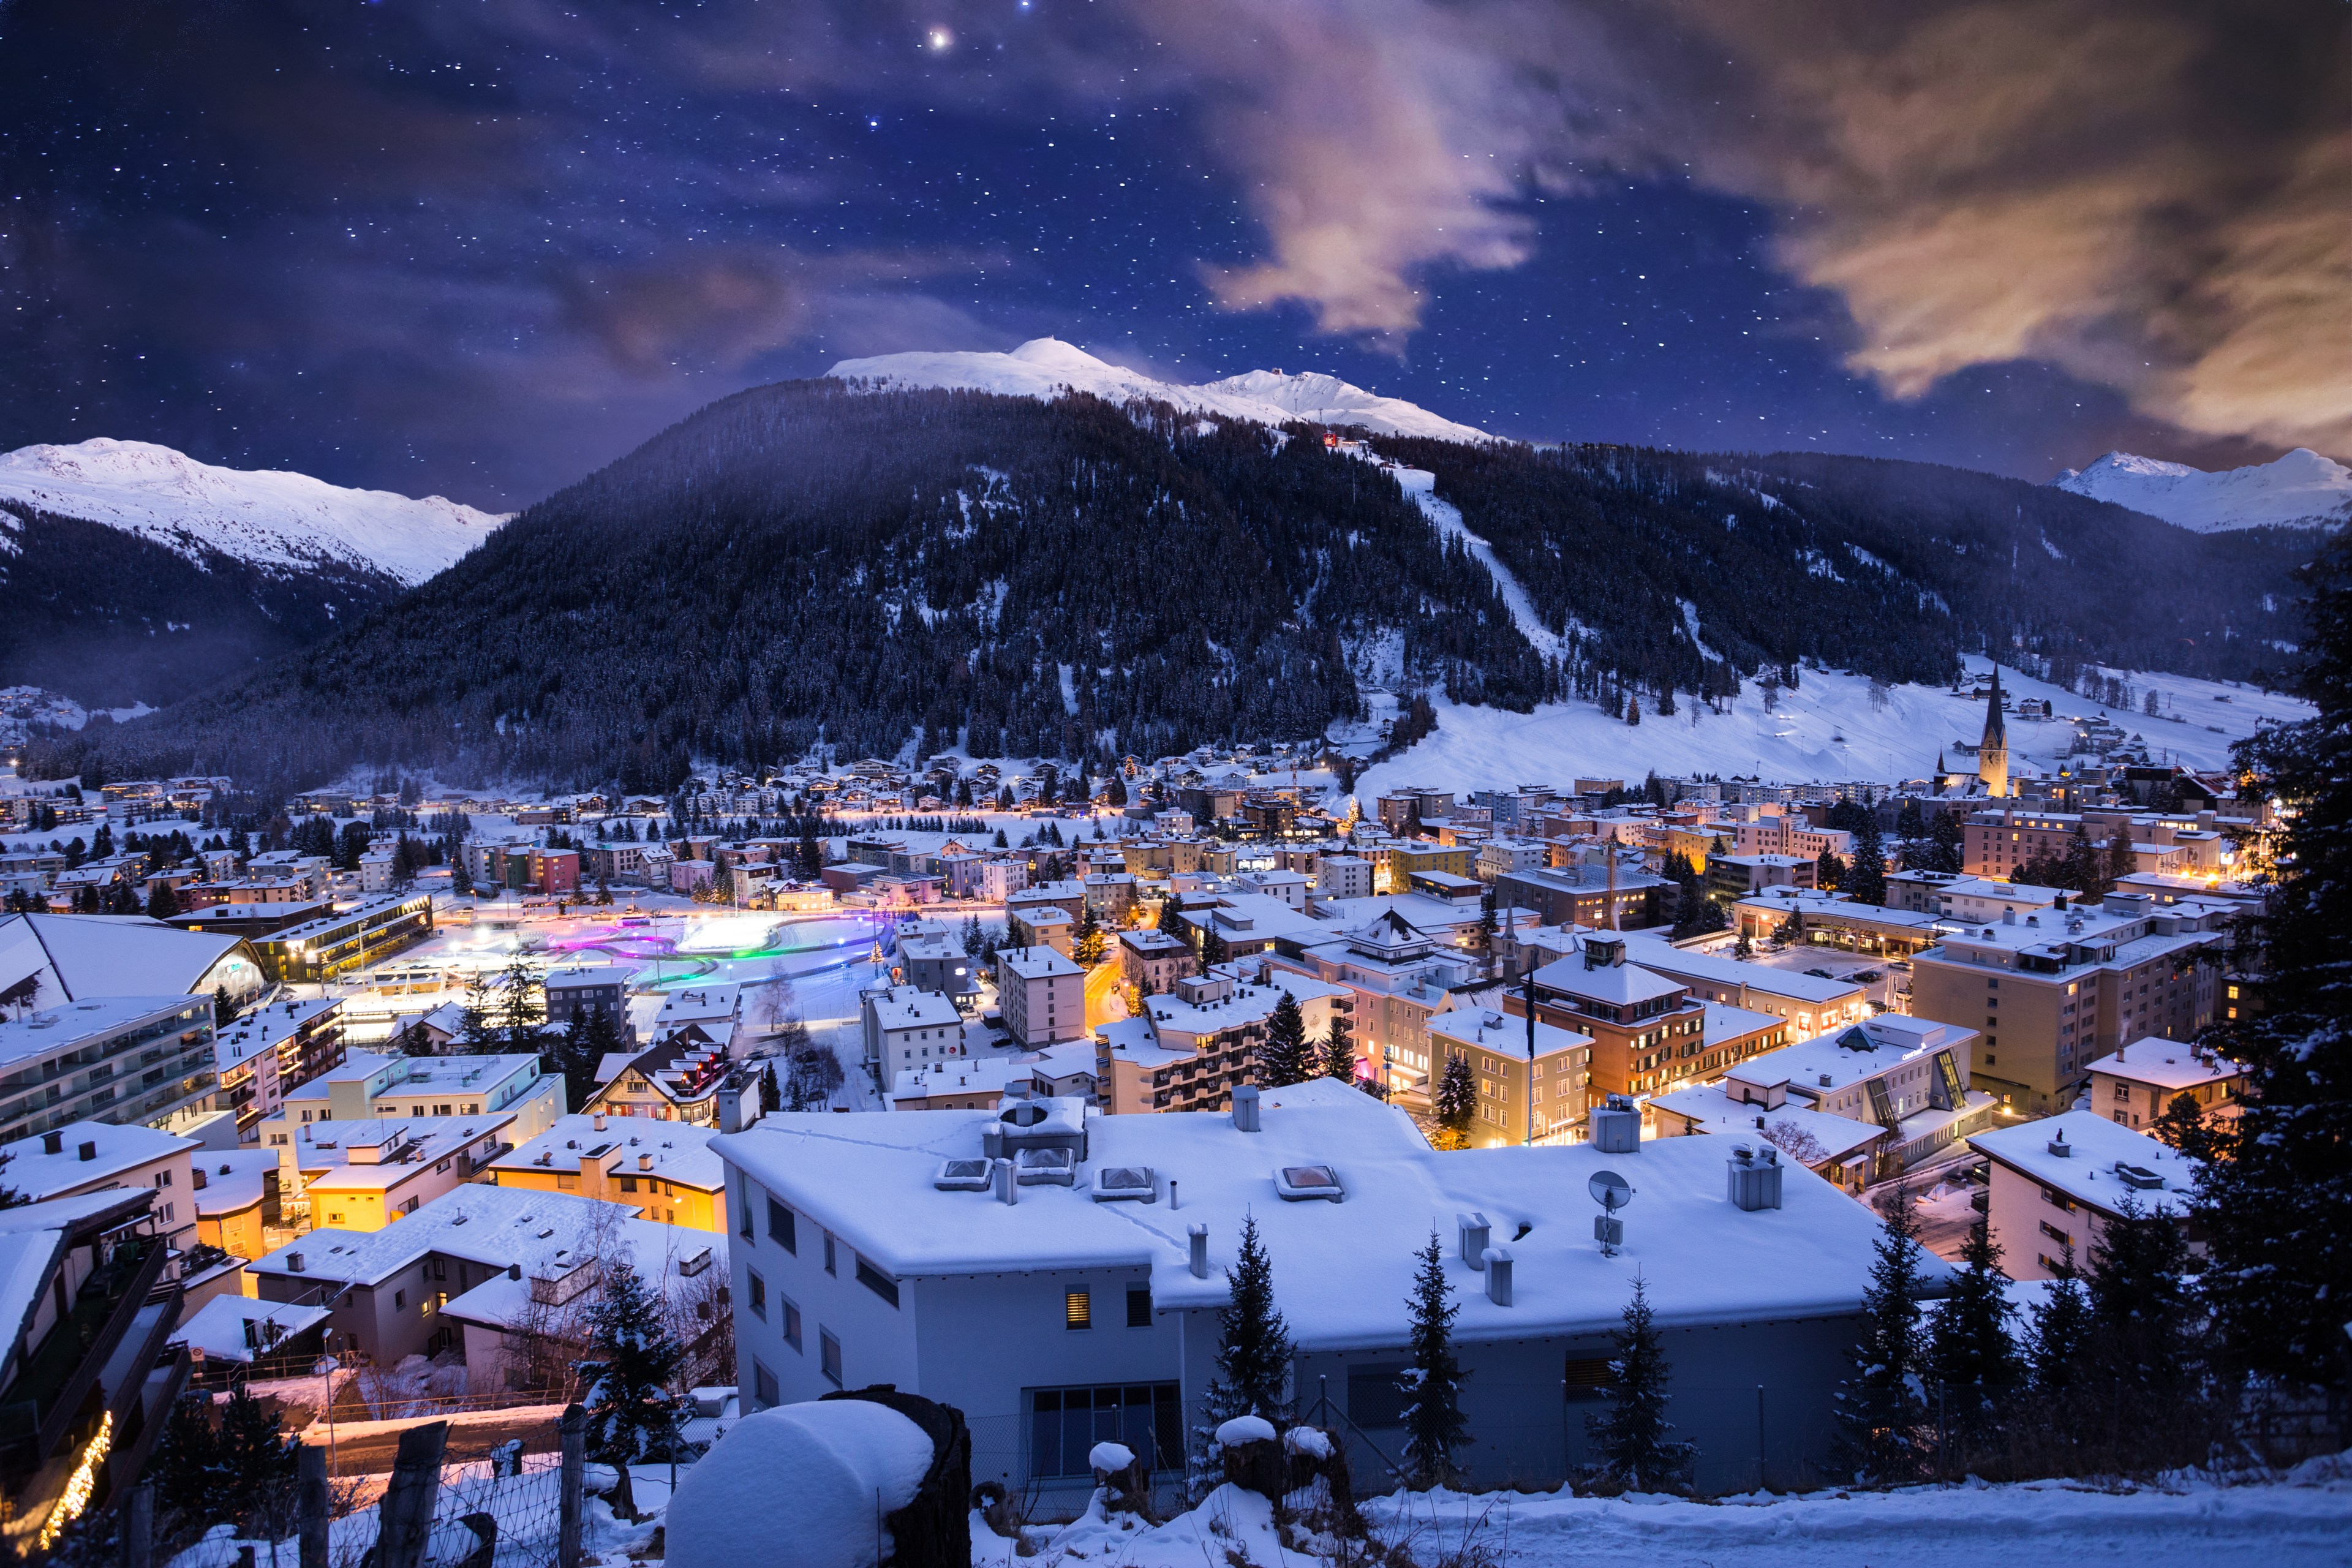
281,1115,514,1231
1117,929,1196,997
715,1081,1912,1501
585,1036,737,1125
2083,1038,2245,1133
1425,1007,1593,1146
998,947,1085,1047
191,1148,284,1259
251,892,436,984
1094,969,1354,1115
543,964,635,1039
1618,936,1869,1038
0,911,265,1012
895,923,983,1005
1907,891,2228,1114
1968,1115,2199,1281
211,995,345,1135
0,995,219,1146
261,1050,564,1145
1706,854,1815,903
1728,890,1948,957
0,1120,200,1251
488,1112,726,1231
860,986,970,1075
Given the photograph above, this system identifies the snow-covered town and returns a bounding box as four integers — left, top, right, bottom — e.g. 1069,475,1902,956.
6,1,2352,1559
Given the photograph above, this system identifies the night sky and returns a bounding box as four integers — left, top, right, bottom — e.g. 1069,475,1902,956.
3,0,2343,510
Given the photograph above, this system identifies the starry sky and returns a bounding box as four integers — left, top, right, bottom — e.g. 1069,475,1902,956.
3,0,2344,509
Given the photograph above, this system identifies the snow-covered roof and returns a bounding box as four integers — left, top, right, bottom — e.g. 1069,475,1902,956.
170,1295,331,1362
1000,946,1082,980
214,995,342,1072
1531,953,1686,1008
293,1115,513,1193
888,1057,1023,1106
0,994,206,1073
2083,1039,2245,1091
1621,937,1862,1005
1969,1115,2199,1219
1700,1001,1793,1048
0,1118,192,1197
716,1080,1925,1349
1726,1017,1970,1095
1648,1084,1885,1163
0,1189,154,1362
491,1113,725,1189
0,913,253,1004
247,1182,713,1290
192,1148,283,1218
656,984,741,1024
865,987,963,1032
1427,1008,1591,1063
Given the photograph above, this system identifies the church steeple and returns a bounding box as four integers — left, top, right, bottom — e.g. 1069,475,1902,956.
1977,663,2010,797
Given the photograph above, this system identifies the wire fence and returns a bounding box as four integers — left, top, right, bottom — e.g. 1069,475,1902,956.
151,1411,588,1568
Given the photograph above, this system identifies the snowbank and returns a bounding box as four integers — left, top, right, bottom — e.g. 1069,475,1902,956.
1216,1415,1277,1448
665,1400,934,1568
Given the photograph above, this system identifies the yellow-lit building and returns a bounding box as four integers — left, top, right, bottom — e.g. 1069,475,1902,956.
484,1112,726,1232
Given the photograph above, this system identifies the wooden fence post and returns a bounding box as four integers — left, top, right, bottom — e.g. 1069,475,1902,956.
297,1441,330,1568
372,1421,448,1568
558,1404,587,1568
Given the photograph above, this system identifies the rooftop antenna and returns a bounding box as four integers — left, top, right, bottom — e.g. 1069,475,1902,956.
1589,1169,1633,1256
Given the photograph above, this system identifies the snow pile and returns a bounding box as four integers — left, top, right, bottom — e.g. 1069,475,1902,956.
1284,1426,1336,1460
825,338,1491,442
2052,448,2352,533
0,439,508,584
1215,1414,1278,1448
665,1400,934,1568
1087,1441,1136,1474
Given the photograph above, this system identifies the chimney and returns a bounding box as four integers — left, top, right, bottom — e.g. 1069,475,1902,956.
1457,1212,1490,1270
42,1132,61,1155
1188,1223,1210,1278
1231,1084,1261,1133
1483,1247,1513,1306
287,1253,306,1273
592,1114,606,1132
2002,908,2016,925
1726,1143,1784,1211
993,1156,1018,1205
77,1141,96,1163
638,1153,653,1172
1589,1095,1640,1153
717,1084,744,1135
2047,1128,2072,1158
981,1123,1005,1161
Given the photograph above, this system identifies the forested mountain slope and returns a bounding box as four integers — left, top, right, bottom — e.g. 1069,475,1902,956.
32,383,2311,791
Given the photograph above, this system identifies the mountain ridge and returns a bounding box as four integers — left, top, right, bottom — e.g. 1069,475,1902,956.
2051,447,2351,533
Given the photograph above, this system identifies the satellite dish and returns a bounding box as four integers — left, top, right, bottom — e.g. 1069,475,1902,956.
1589,1170,1633,1213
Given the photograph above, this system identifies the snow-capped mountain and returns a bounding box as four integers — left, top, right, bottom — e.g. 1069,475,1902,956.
2051,448,2352,533
0,439,507,585
826,337,1491,443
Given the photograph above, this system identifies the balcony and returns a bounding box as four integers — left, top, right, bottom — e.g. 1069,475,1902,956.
0,1229,172,1481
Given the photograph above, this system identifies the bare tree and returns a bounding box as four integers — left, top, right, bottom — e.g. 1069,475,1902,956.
1760,1118,1830,1166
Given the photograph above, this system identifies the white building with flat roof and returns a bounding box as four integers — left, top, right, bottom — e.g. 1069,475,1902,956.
714,1080,1923,1499
1969,1114,2201,1281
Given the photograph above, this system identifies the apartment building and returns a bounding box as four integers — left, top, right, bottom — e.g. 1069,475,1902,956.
287,1114,515,1230
0,995,218,1145
1094,969,1355,1115
860,986,970,1074
0,1120,200,1251
263,1049,564,1145
1425,1008,1593,1145
213,995,345,1134
489,1112,726,1231
1619,937,1868,1038
2084,1038,2245,1133
1907,891,2229,1115
1969,1115,2200,1281
998,946,1086,1047
1117,929,1196,996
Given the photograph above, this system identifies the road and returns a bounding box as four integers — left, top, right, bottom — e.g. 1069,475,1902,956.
301,1408,566,1479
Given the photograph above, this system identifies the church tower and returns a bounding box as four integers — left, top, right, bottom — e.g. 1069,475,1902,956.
1977,665,2010,797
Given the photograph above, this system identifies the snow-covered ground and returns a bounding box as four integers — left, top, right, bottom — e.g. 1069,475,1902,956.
1387,461,1563,659
826,338,1491,442
2052,448,2351,532
1355,655,2312,804
982,1463,2352,1568
0,439,507,584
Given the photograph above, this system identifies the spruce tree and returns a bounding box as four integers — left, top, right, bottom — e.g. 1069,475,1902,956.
1198,1214,1292,1457
1433,1054,1477,1148
1815,848,1847,892
1259,991,1311,1087
2196,529,2352,1399
575,1260,692,1519
1928,1216,2020,1453
1072,900,1107,966
1399,1231,1469,1487
1847,818,1887,905
2149,1091,2216,1163
1833,1185,1931,1483
1199,922,1229,968
2025,1246,2089,1393
1586,1276,1695,1493
1321,1014,1356,1083
215,1386,301,1531
151,1392,224,1528
2081,1187,2194,1409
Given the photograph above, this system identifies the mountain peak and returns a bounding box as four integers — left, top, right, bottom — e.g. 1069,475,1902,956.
825,338,1490,443
2051,446,2351,533
0,438,508,584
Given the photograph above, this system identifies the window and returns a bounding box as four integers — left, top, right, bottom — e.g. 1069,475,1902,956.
752,1360,779,1409
1065,1289,1091,1329
739,1196,754,1238
747,1270,767,1320
856,1258,900,1308
819,1330,843,1387
782,1299,802,1350
1348,1363,1411,1427
1126,1284,1152,1328
394,1290,406,1311
824,1233,837,1275
2039,1219,2071,1246
767,1198,796,1253
1027,1385,1181,1479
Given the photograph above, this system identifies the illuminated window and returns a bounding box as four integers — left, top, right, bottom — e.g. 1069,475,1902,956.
1066,1289,1092,1329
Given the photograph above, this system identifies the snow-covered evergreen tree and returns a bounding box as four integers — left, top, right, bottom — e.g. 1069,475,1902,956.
1191,1214,1292,1490
1928,1216,2019,1451
1833,1186,1931,1484
1585,1275,1695,1492
1259,991,1312,1087
1321,1014,1356,1083
2025,1245,2089,1395
1399,1231,1469,1487
1433,1054,1476,1147
575,1260,692,1518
